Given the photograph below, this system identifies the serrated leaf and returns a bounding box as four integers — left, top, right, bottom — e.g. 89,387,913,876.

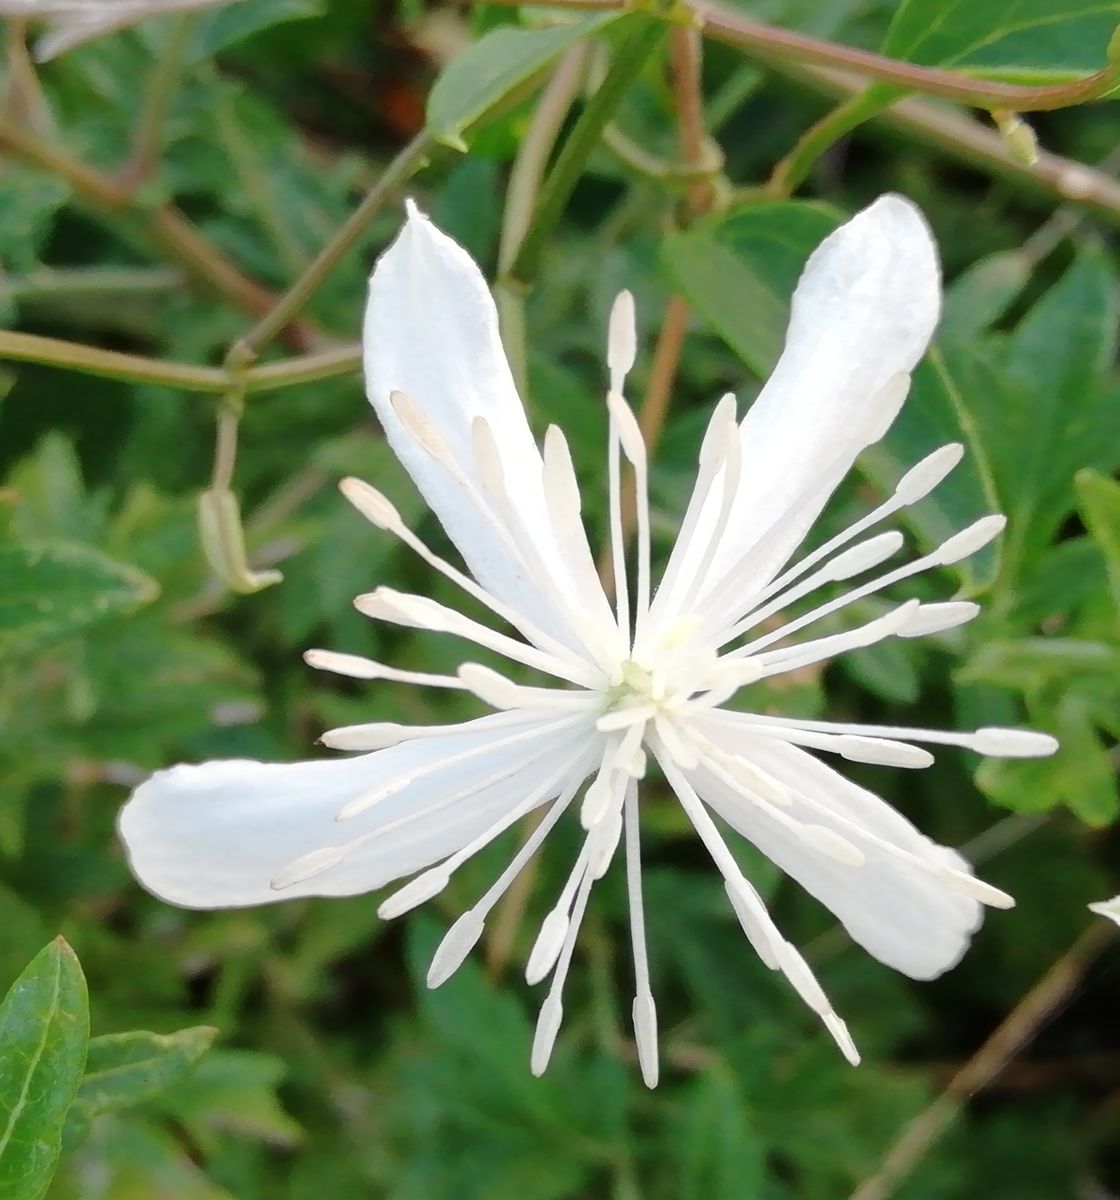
662,200,999,589
0,542,158,658
426,14,620,150
1075,468,1120,610
0,939,89,1200
73,1027,217,1121
881,0,1120,82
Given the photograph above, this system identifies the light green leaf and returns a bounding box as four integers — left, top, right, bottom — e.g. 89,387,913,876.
958,637,1120,691
425,15,620,150
670,1070,765,1200
157,1052,302,1151
0,939,89,1200
662,200,999,588
881,0,1120,82
1075,468,1120,609
0,542,158,659
72,1027,217,1121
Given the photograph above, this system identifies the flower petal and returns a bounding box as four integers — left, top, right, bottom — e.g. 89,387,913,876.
119,714,587,909
693,721,981,980
1088,895,1120,927
706,194,941,595
364,205,585,650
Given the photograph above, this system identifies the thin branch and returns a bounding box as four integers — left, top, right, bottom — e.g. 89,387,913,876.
0,114,317,348
121,12,194,190
848,923,1115,1200
226,130,434,368
776,61,1120,226
479,0,1120,112
0,329,360,395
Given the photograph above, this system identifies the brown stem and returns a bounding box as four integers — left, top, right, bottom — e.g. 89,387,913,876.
478,0,1120,112
775,61,1120,226
0,115,317,350
848,923,1115,1200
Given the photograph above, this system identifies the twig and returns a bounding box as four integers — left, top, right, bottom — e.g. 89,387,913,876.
771,61,1120,226
121,12,194,190
225,130,434,369
848,923,1115,1200
0,114,317,348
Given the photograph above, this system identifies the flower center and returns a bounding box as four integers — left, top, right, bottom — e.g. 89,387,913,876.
603,659,659,713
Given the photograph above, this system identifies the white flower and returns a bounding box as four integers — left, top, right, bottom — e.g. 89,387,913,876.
1089,896,1120,927
120,195,1059,1083
0,0,241,60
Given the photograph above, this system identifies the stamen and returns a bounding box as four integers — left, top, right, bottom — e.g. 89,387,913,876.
624,781,659,1088
319,710,541,751
638,395,738,646
335,716,585,821
387,390,613,665
746,599,920,677
693,442,964,633
541,425,626,659
607,290,637,394
471,417,620,665
655,745,859,1064
355,586,603,687
725,515,1005,659
304,648,462,689
708,710,1058,759
897,601,979,638
606,390,652,649
427,774,586,988
457,663,598,712
380,761,586,922
340,474,609,671
530,851,596,1076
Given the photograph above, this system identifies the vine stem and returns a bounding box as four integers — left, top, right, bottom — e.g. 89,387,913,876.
478,0,1120,112
0,329,360,396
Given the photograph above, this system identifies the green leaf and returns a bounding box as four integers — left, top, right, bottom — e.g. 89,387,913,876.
663,200,999,588
959,637,1120,692
188,0,324,61
73,1027,217,1121
669,1070,765,1200
0,542,158,659
978,248,1120,577
1075,468,1120,609
940,249,1032,343
425,14,620,150
0,939,89,1200
881,0,1120,82
156,1052,302,1151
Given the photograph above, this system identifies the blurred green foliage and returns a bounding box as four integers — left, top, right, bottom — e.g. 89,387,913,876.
0,1,1118,1198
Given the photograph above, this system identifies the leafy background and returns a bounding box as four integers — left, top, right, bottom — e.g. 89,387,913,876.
1,1,1119,1197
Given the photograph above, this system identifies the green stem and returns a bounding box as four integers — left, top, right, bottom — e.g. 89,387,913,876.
122,13,195,190
0,330,361,395
0,329,228,393
509,15,668,286
226,130,435,368
496,43,589,393
766,89,883,196
774,59,1120,226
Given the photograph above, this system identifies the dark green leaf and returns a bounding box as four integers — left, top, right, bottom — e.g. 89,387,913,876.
1075,468,1120,609
881,0,1120,81
0,939,89,1200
